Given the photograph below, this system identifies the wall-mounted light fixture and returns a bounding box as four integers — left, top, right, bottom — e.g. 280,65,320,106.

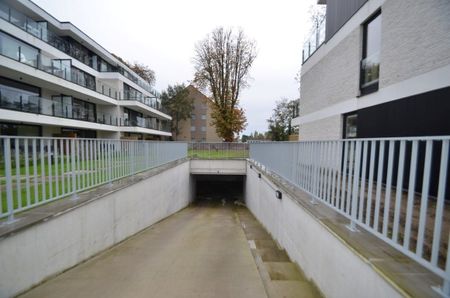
258,173,261,179
250,165,253,169
275,190,282,200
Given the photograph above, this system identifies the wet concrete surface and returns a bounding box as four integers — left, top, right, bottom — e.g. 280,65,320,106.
19,199,320,298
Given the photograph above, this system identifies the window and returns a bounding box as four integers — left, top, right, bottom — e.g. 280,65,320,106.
0,122,41,136
71,66,95,90
201,114,206,120
52,59,71,80
123,83,143,100
201,126,206,132
72,98,96,122
191,126,196,132
124,108,142,126
360,11,381,95
344,113,358,139
0,77,40,113
0,31,39,67
191,114,196,120
52,95,72,118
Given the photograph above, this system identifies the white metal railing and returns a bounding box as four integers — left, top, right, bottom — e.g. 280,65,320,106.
0,136,187,221
250,136,450,294
188,142,249,159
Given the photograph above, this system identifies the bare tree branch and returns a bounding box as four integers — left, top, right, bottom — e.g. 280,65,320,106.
193,27,257,142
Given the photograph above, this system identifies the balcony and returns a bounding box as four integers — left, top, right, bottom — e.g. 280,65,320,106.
0,1,157,97
122,116,171,133
0,87,174,135
302,16,326,63
0,87,119,126
121,91,169,115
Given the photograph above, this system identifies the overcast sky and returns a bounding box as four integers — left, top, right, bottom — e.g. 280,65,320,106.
33,0,316,135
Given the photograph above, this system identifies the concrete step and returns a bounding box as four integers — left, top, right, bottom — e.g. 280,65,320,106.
264,262,305,281
236,207,322,298
269,280,320,298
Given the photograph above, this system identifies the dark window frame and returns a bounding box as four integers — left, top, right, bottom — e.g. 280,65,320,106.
343,112,358,139
0,122,42,136
360,10,381,96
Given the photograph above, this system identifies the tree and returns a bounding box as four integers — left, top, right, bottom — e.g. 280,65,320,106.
193,27,257,142
308,4,326,28
130,63,156,86
111,54,156,86
241,130,269,142
267,99,298,141
160,84,194,140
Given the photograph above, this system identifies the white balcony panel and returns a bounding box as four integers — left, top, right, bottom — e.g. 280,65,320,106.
0,56,117,106
117,100,171,120
97,72,155,98
0,108,117,131
118,126,171,137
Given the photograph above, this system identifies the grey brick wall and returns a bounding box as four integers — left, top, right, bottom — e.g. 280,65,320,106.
299,115,342,140
380,0,450,88
300,28,361,116
299,0,450,141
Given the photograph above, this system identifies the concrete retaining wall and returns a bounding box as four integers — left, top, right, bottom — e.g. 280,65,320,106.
0,161,191,298
245,163,402,298
190,159,247,175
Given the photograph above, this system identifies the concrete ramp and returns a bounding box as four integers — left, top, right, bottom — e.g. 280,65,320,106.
19,202,320,298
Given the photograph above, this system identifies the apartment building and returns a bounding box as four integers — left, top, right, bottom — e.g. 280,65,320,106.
176,85,222,142
294,0,450,140
0,0,171,139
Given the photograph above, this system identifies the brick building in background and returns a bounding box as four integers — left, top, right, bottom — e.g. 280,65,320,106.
176,85,222,142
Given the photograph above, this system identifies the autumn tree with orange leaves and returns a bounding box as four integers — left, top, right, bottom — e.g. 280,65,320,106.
193,27,257,142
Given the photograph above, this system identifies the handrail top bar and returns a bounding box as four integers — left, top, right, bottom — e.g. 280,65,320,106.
249,135,450,143
0,135,187,143
189,142,247,144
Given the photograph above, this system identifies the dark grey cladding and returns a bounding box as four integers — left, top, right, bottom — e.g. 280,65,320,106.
325,0,368,41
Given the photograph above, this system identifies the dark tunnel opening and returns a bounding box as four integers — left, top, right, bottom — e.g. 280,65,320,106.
192,175,245,205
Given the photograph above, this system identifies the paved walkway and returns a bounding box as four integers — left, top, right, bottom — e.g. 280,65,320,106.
20,201,320,298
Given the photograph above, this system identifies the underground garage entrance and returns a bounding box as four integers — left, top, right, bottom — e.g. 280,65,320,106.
191,174,245,204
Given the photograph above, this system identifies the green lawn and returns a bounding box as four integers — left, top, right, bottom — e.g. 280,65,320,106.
0,157,135,216
0,147,248,217
188,149,248,159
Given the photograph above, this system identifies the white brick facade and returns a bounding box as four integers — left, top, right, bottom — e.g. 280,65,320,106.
297,0,450,140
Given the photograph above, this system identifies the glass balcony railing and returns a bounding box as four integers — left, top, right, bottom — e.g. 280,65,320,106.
118,68,157,96
302,16,326,63
0,88,120,125
96,81,120,100
0,32,122,100
121,91,168,114
96,113,119,126
360,52,380,89
0,1,158,98
122,116,171,132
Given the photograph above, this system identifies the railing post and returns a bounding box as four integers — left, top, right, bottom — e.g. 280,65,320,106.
3,138,16,223
347,141,361,232
70,139,78,200
310,142,318,205
433,233,450,297
108,140,113,186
